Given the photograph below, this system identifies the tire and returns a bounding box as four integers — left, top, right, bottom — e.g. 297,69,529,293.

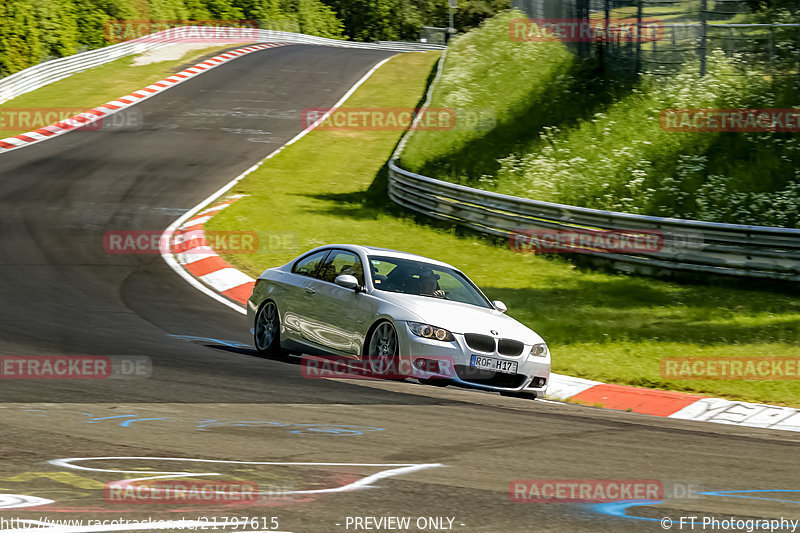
254,301,284,357
365,321,400,378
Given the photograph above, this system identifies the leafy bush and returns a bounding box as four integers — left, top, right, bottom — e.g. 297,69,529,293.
401,12,800,228
401,10,587,178
320,0,509,42
0,0,510,78
491,53,800,227
0,0,346,77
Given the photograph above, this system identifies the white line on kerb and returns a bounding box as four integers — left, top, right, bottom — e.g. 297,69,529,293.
159,53,398,314
0,43,282,156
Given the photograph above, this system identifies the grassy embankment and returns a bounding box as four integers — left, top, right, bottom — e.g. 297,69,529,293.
401,11,800,228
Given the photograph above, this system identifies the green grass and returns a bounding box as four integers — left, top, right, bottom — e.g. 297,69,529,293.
0,44,238,138
207,50,800,407
401,11,800,228
400,11,588,181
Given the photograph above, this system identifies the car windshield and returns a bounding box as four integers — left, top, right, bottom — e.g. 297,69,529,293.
368,256,492,309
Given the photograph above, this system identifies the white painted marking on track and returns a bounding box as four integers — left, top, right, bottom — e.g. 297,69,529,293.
545,373,602,401
176,246,217,264
19,132,48,141
196,203,233,215
179,215,213,228
669,398,800,432
171,228,205,244
199,267,254,291
48,456,444,496
0,494,54,509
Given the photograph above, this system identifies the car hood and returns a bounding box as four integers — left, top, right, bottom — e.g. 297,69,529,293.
376,292,543,345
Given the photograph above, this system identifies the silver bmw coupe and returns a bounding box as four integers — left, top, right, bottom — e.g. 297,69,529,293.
247,244,550,398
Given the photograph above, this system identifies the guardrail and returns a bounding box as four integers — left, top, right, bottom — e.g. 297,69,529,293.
0,27,444,105
387,53,800,282
388,160,800,281
0,34,168,105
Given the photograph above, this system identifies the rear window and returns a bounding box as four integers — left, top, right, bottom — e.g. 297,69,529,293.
292,250,329,278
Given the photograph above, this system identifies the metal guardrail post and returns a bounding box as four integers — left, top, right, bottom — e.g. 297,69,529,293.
769,23,776,73
636,0,643,75
699,0,707,76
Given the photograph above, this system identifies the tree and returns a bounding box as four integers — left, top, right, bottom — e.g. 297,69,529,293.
35,0,80,59
287,0,345,37
0,0,44,76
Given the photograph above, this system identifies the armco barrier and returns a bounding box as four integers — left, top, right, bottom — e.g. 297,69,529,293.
387,54,800,282
387,161,800,281
0,27,444,105
0,36,166,105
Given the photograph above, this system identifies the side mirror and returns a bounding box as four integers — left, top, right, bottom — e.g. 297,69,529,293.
335,274,361,291
493,300,507,313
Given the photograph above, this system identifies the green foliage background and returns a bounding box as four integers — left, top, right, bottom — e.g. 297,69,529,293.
319,0,509,41
0,0,508,77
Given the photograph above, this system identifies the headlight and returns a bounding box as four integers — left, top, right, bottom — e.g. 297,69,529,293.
531,343,548,357
408,322,455,342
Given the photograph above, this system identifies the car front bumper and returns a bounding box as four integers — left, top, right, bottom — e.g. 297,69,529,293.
396,322,550,395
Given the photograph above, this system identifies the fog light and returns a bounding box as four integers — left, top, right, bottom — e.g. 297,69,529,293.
413,358,441,373
531,377,547,388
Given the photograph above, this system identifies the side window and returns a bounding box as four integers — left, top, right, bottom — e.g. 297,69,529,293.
292,250,329,278
369,259,395,289
319,250,364,285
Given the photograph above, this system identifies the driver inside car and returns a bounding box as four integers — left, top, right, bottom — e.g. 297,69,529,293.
418,269,445,298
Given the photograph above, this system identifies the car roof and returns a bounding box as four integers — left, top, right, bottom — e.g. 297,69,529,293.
324,244,457,270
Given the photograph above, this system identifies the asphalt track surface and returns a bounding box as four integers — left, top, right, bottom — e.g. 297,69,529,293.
0,43,797,533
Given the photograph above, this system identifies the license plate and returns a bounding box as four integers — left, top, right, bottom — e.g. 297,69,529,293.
470,355,518,374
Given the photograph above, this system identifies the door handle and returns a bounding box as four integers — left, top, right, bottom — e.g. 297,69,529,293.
305,288,316,295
